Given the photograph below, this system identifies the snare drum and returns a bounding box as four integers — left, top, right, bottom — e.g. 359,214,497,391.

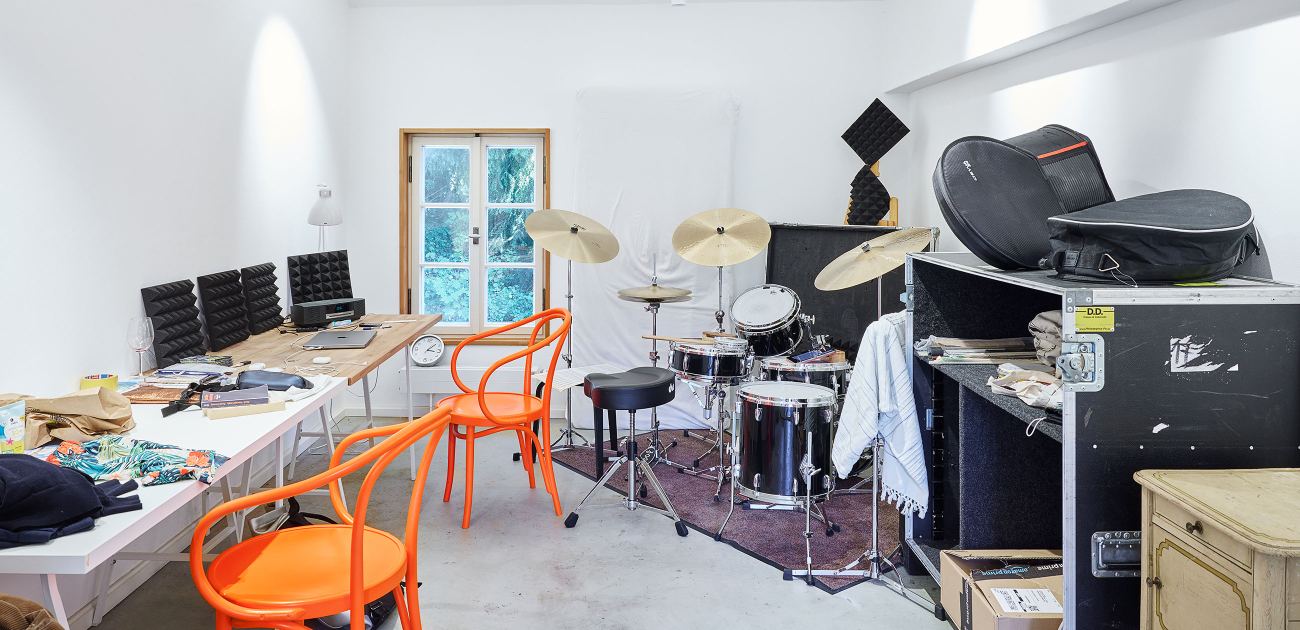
669,341,748,382
758,357,852,404
731,284,803,357
736,381,837,505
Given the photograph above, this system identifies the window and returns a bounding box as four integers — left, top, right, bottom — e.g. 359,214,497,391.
400,131,549,342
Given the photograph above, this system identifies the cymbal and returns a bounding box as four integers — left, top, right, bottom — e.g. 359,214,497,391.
524,209,619,264
618,285,691,300
671,208,771,267
814,228,932,291
619,294,691,304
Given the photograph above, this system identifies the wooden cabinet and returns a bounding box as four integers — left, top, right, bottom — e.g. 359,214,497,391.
1136,469,1300,630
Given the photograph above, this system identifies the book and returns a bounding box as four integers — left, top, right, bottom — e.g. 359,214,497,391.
0,400,24,454
203,401,286,419
200,386,270,409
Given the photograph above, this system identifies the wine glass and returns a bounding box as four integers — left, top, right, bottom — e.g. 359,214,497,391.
127,317,155,378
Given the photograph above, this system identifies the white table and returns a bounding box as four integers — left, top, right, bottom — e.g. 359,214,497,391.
0,377,346,628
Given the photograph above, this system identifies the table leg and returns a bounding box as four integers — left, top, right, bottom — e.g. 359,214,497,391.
40,574,69,629
274,436,284,509
362,373,376,448
91,559,114,625
406,345,416,481
320,407,348,507
288,421,301,480
233,461,251,542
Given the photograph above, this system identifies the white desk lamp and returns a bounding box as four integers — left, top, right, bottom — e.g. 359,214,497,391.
307,184,340,252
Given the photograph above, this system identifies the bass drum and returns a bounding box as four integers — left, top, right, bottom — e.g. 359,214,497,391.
731,284,803,357
669,341,748,383
736,381,837,505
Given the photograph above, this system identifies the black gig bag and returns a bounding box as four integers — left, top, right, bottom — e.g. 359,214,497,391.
1041,189,1257,283
933,124,1113,269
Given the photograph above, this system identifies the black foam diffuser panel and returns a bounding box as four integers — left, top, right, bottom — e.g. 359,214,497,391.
287,250,353,305
241,263,283,335
847,166,892,225
196,270,250,352
140,280,206,369
841,98,910,166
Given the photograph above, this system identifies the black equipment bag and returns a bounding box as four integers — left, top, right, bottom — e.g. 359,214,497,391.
1040,189,1257,283
933,124,1113,270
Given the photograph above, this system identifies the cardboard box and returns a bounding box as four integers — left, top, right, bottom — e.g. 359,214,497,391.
940,549,1064,630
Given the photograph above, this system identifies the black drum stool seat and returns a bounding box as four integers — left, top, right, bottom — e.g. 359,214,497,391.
564,367,687,536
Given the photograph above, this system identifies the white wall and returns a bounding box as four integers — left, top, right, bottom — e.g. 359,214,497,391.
0,1,349,625
894,0,1300,283
342,1,889,414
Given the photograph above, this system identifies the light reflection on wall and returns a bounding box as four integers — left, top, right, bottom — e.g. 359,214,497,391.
967,0,1035,59
249,17,310,152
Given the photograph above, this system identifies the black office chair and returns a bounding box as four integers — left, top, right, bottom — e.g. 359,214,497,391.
563,367,687,536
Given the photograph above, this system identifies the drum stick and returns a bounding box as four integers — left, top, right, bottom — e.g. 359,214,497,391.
642,335,712,344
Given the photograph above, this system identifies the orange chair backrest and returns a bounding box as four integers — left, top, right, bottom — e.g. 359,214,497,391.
446,308,572,426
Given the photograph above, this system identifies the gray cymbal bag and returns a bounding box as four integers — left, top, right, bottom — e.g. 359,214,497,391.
1040,189,1259,284
932,124,1113,270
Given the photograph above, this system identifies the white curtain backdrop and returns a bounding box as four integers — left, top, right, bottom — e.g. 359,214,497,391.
569,87,740,429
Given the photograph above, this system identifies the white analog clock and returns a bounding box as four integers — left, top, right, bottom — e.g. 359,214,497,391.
410,334,445,367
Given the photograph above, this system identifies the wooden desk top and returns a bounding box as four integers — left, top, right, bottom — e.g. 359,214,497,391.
1135,468,1300,556
220,314,442,385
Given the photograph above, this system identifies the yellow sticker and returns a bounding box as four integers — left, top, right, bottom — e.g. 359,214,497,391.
1076,306,1114,332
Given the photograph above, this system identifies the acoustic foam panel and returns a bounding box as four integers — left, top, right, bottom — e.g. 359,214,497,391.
841,98,910,166
847,167,892,225
764,224,926,363
287,250,353,305
240,263,283,335
140,280,206,369
196,270,250,352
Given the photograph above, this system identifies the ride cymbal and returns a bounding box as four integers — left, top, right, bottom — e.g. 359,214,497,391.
671,208,771,267
524,209,619,264
814,227,931,291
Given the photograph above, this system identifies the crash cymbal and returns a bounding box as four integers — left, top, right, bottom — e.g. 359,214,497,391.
671,208,771,267
524,208,619,264
814,227,932,291
618,285,691,300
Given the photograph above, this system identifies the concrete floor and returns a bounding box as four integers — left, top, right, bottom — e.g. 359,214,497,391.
98,418,947,630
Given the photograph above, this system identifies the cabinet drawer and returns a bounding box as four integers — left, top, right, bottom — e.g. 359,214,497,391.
1150,522,1253,630
1153,495,1253,572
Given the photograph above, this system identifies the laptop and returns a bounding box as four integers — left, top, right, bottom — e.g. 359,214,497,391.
303,330,376,350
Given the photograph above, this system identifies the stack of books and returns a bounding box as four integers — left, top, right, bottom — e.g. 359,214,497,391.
926,337,1039,365
146,363,232,387
200,385,285,419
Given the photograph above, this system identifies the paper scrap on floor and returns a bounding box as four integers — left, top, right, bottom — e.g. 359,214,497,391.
533,364,622,391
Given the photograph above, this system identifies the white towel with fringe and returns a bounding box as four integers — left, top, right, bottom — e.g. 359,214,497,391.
831,311,929,517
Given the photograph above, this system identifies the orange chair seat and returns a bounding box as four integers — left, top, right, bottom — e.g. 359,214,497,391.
207,525,406,615
437,392,544,427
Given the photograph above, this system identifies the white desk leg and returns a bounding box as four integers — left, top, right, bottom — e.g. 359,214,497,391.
288,421,302,480
91,559,115,625
40,574,69,629
407,345,416,481
274,436,284,509
362,373,376,448
320,407,347,507
233,461,251,542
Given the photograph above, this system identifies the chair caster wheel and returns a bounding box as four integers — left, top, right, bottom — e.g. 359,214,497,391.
639,485,648,498
832,523,842,533
675,521,688,537
512,453,521,462
935,604,947,621
564,513,579,528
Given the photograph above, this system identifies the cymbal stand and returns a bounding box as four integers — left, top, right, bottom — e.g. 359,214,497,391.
787,436,908,597
643,300,689,472
714,265,725,333
551,257,590,452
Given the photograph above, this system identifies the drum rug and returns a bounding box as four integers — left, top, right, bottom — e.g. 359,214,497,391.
552,430,902,593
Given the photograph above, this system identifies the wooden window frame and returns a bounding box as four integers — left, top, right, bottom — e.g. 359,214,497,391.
399,128,551,346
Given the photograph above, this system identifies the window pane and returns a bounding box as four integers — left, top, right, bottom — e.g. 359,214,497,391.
423,267,470,324
423,146,470,203
487,147,535,204
423,208,469,263
486,267,534,324
487,207,534,263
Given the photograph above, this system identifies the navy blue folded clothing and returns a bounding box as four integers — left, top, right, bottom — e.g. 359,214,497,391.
0,453,142,548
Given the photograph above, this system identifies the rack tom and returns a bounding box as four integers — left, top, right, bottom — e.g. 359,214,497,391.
730,284,804,357
669,340,749,383
736,381,836,505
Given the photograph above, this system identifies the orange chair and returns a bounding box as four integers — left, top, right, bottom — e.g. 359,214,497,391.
188,407,453,630
438,308,571,528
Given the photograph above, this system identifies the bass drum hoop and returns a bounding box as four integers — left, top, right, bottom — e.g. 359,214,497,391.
737,485,831,506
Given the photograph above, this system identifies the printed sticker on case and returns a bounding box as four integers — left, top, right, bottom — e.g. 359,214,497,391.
989,588,1063,614
1075,306,1114,332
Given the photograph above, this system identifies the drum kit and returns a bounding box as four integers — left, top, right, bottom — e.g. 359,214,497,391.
525,206,932,589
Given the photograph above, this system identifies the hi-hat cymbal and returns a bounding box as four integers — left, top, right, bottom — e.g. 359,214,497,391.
814,228,932,291
618,285,692,303
672,208,771,267
524,209,619,264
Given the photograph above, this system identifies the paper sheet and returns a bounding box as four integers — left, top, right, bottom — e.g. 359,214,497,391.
532,364,622,392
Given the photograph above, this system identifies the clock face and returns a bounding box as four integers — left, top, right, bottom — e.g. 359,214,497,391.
411,334,444,367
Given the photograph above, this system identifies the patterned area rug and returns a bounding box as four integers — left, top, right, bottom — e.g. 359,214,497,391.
552,429,903,593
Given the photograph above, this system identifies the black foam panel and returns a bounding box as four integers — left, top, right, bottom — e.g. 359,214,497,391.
140,280,206,369
841,98,910,166
764,224,926,363
241,263,283,335
196,270,250,352
847,167,891,225
287,250,352,305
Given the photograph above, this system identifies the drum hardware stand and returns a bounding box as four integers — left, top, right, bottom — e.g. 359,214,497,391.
550,255,591,453
642,296,691,473
677,380,733,496
714,265,725,333
787,436,909,598
566,408,689,537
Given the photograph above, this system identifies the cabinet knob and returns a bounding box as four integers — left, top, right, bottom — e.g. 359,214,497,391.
1185,520,1203,535
1146,576,1163,589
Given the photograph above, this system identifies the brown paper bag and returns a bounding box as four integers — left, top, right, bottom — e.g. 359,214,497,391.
0,387,135,450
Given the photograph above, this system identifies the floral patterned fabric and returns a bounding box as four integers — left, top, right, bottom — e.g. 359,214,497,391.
45,435,228,486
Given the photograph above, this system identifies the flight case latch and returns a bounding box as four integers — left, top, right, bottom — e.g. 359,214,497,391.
1058,334,1104,392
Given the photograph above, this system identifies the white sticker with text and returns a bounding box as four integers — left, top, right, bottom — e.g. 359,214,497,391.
989,588,1063,614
